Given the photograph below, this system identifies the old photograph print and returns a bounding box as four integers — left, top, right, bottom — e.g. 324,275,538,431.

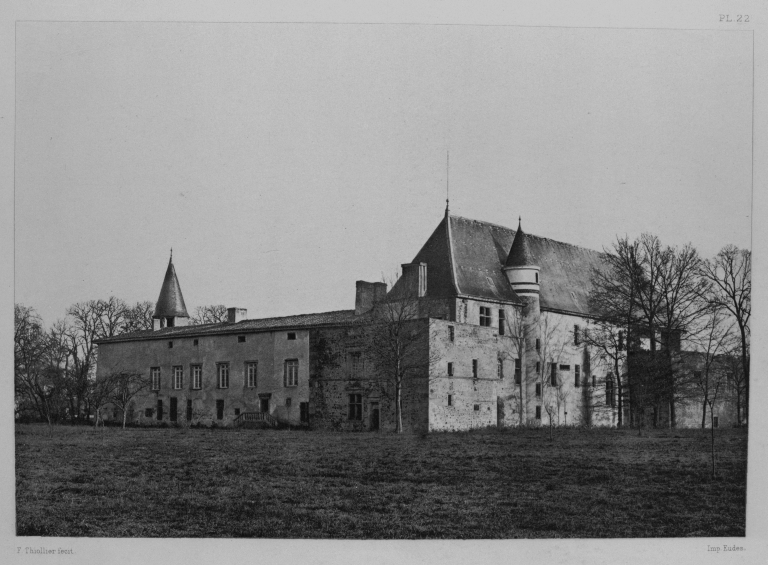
14,22,751,541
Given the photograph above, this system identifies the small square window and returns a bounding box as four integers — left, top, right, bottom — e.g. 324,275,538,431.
474,404,480,411
168,341,173,349
193,339,199,346
234,408,240,416
286,398,292,407
287,332,297,340
238,335,246,343
145,408,153,418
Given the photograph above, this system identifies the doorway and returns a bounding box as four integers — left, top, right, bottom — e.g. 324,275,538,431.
370,402,380,431
260,397,270,413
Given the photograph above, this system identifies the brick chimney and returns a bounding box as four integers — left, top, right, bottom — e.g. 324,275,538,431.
401,263,427,298
227,307,247,323
355,281,388,315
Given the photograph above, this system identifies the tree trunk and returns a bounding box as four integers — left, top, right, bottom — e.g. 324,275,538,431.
123,407,128,429
739,323,748,423
395,376,403,434
615,357,623,428
701,397,707,429
709,403,716,477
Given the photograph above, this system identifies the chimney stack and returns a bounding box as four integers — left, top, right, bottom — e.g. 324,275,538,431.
355,281,388,315
227,307,247,323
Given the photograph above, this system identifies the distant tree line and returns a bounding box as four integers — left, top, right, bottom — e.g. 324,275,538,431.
585,236,750,429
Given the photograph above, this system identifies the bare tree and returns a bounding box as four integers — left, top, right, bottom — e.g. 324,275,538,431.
700,245,750,423
122,301,155,333
689,306,734,428
107,370,151,429
190,305,228,325
500,306,530,426
361,278,438,434
535,312,568,427
583,322,626,426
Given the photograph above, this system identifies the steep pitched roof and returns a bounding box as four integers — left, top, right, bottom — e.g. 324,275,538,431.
97,309,359,344
394,214,605,316
153,256,189,319
505,218,534,267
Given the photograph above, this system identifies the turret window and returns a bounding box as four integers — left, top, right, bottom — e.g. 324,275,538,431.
498,310,505,335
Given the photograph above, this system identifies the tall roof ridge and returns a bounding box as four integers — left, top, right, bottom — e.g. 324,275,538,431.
153,252,189,319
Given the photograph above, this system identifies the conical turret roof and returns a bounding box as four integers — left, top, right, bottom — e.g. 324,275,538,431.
153,253,189,319
505,217,535,267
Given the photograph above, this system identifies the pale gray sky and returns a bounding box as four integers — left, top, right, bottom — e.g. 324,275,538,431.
15,23,752,325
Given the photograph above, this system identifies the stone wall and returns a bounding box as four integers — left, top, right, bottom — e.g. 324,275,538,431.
96,328,310,426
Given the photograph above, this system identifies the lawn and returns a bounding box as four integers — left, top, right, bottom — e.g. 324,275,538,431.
15,424,747,538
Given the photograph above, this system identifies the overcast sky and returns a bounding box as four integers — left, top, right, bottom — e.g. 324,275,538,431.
15,23,752,325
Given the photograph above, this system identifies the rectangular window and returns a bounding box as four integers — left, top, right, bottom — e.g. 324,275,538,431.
170,397,177,422
145,408,153,418
498,309,505,335
156,399,163,421
497,358,504,379
535,405,541,419
151,367,161,391
693,370,702,380
535,383,542,397
536,361,540,373
238,335,246,343
348,351,363,378
193,339,199,347
447,362,454,377
235,408,240,416
474,404,480,411
173,366,183,390
246,362,258,388
186,399,192,421
713,416,719,428
550,363,557,386
536,338,540,352
217,363,230,389
287,332,297,340
300,402,309,423
284,359,299,387
448,394,453,406
168,341,173,349
348,394,362,420
592,375,596,388
559,364,571,371
575,365,581,388
472,359,478,379
216,399,224,420
479,307,492,327
449,326,455,342
574,325,580,345
191,365,202,390
618,331,624,351
514,358,522,385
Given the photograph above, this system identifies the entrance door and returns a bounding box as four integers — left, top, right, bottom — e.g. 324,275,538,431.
260,397,269,413
370,402,380,431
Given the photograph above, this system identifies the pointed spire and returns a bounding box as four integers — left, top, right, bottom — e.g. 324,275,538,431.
153,251,189,319
445,150,450,216
505,216,534,267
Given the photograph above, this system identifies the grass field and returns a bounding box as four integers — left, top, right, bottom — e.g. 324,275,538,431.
15,424,747,538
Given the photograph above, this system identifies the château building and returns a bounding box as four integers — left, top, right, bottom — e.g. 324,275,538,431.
95,208,738,432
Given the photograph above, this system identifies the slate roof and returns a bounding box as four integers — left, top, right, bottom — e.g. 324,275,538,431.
96,309,359,344
153,256,189,319
393,214,605,316
505,218,534,267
